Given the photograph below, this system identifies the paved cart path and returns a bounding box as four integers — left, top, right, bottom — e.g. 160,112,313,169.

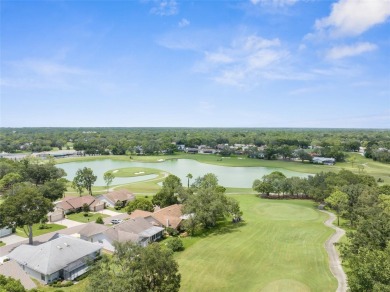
320,210,348,292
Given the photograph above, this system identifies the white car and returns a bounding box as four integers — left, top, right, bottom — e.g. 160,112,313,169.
111,219,123,224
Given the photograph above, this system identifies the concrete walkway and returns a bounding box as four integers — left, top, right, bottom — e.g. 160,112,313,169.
320,210,348,292
0,234,26,245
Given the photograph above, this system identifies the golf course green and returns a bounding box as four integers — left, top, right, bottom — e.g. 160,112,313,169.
176,195,337,291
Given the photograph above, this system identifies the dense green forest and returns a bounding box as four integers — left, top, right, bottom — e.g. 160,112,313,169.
1,128,390,163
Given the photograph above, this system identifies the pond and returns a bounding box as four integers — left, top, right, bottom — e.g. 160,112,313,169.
57,159,312,188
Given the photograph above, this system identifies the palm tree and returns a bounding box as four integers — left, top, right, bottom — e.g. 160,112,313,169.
186,173,193,188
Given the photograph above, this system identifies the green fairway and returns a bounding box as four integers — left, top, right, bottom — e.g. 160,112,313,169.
108,167,160,177
15,223,66,238
66,212,109,223
176,195,337,292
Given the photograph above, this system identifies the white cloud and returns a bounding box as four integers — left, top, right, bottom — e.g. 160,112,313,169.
326,42,377,59
1,59,92,90
315,0,390,37
178,18,190,28
250,0,297,6
150,0,178,16
197,35,290,86
11,59,89,77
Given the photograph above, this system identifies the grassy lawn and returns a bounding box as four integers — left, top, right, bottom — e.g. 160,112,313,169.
0,241,5,247
15,223,66,238
66,212,109,223
176,195,337,292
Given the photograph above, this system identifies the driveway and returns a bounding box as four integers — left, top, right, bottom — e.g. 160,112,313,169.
55,219,85,228
0,234,26,245
97,209,122,216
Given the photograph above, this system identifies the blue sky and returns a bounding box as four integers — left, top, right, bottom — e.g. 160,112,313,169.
1,0,389,128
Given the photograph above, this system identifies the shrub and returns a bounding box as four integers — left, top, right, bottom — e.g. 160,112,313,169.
95,216,104,224
83,212,89,217
165,227,179,237
165,237,184,252
114,200,123,210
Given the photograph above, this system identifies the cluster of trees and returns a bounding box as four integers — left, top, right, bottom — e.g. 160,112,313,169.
330,186,390,291
88,241,181,292
72,167,97,196
253,169,381,203
365,146,390,163
1,128,389,162
0,158,68,244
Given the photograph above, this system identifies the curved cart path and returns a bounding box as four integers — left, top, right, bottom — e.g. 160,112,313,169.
320,210,348,292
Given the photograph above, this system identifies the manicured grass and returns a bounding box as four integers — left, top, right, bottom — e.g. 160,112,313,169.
66,212,109,223
0,241,5,247
15,223,66,238
109,167,160,177
176,195,337,292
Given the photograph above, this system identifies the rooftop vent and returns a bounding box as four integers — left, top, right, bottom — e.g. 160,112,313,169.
56,245,62,250
64,242,69,247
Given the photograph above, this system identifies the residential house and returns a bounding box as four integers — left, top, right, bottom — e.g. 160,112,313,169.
130,204,185,230
312,157,336,165
185,147,199,154
7,235,101,283
78,218,164,251
56,195,105,215
97,189,135,208
0,260,37,290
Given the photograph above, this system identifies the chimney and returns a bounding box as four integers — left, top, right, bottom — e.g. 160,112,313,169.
166,218,170,227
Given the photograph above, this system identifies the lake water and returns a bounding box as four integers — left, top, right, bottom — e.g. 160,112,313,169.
57,159,311,188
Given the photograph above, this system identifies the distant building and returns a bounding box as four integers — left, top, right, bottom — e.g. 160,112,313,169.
185,148,199,154
312,157,336,165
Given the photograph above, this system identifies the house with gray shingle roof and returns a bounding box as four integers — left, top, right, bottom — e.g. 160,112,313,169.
7,235,101,284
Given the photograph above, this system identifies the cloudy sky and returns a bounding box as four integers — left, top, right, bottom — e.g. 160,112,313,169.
1,0,389,128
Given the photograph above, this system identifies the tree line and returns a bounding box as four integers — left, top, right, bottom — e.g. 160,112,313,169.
1,127,390,162
0,158,68,244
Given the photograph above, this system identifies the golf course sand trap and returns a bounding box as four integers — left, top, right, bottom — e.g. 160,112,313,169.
134,171,145,175
261,279,311,292
112,170,118,173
